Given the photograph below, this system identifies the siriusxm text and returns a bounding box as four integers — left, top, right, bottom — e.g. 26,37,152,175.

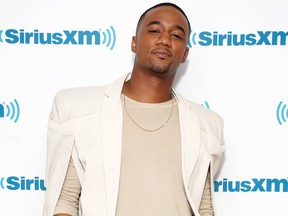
214,178,288,192
1,176,46,191
196,31,288,46
3,29,101,45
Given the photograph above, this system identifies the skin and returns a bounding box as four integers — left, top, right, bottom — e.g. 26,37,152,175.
123,5,190,103
54,5,190,216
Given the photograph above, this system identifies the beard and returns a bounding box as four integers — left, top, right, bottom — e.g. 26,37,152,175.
148,60,171,75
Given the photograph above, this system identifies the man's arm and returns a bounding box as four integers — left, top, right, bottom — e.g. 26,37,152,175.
53,157,81,216
199,170,214,216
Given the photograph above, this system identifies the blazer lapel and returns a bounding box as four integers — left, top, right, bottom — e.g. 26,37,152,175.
176,93,201,184
101,74,128,215
176,93,201,215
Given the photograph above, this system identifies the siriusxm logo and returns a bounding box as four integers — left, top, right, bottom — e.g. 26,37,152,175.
0,176,46,191
0,99,20,123
276,101,288,125
214,178,288,192
0,26,116,50
188,30,288,47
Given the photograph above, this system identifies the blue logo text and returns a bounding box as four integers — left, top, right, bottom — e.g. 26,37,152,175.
0,27,116,50
214,178,288,192
0,176,46,191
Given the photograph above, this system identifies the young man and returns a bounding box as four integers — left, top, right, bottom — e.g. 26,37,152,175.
43,2,225,216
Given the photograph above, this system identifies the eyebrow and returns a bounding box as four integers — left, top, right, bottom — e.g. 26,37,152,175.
147,21,186,36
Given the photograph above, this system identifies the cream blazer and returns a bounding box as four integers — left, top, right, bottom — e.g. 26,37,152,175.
42,73,225,216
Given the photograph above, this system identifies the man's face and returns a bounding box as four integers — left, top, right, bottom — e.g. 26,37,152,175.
132,6,190,76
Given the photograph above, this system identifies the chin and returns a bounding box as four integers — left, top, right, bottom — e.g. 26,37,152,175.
149,65,170,75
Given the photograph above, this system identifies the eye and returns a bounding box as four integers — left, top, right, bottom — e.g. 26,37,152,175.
171,33,182,39
148,29,160,34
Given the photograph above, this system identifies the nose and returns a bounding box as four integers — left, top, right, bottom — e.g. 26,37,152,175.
156,32,172,47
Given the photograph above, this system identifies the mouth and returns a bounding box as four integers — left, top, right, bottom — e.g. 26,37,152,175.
151,48,172,59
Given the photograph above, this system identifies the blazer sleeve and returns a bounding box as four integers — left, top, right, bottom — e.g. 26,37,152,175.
42,93,76,216
210,113,225,178
208,113,225,216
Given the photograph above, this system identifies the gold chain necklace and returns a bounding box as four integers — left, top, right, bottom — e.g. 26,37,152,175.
122,94,174,132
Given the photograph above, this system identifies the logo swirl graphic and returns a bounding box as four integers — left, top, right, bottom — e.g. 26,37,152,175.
101,26,116,50
276,101,288,125
201,101,210,109
0,177,5,190
0,99,20,123
0,30,3,43
188,30,197,48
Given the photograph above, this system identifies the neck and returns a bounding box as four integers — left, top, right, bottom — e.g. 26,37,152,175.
123,71,175,103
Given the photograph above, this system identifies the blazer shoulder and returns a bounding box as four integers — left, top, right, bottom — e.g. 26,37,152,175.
50,85,107,123
185,99,224,139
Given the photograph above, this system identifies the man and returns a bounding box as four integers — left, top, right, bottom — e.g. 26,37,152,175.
43,2,225,216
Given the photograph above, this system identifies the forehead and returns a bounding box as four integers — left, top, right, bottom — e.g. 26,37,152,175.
140,6,189,32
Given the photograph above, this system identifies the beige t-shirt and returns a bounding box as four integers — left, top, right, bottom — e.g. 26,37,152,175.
116,95,192,215
54,95,214,215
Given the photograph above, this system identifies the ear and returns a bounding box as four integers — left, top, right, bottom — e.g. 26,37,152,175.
181,47,189,63
131,36,137,53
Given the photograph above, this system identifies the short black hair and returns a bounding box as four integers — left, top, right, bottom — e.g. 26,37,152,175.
136,2,191,38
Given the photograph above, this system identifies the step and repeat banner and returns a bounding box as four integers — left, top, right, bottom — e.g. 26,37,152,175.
1,0,287,215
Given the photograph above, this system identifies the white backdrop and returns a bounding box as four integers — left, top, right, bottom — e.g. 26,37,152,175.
0,0,287,215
